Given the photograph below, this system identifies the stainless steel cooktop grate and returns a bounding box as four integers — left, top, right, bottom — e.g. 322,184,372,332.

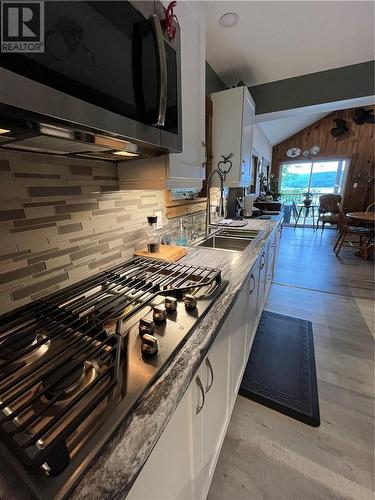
0,256,224,499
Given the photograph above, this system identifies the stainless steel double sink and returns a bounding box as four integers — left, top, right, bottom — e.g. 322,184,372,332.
194,228,259,252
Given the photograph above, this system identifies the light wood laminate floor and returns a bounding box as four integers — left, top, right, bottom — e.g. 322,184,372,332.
208,227,374,500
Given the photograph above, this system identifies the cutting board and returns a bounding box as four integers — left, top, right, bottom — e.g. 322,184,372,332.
134,244,188,262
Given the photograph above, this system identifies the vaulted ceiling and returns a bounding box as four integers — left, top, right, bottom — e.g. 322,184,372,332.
203,1,374,87
259,112,329,145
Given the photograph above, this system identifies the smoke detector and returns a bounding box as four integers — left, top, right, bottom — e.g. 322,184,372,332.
219,12,239,28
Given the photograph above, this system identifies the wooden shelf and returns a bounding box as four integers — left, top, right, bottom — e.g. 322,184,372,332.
164,191,207,219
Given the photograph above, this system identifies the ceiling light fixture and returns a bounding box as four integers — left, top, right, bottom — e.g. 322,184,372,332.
0,128,10,134
219,12,239,28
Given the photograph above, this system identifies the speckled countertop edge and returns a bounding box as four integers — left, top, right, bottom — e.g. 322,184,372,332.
0,219,278,500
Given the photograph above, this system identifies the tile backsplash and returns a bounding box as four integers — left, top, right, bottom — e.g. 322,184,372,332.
0,151,182,313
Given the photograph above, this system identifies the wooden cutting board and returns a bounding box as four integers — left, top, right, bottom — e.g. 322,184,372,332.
134,244,188,262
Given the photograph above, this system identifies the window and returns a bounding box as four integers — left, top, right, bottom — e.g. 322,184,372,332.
280,159,347,205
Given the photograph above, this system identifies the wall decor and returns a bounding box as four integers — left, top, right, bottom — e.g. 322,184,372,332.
330,119,349,139
353,107,375,125
309,144,321,156
302,150,309,157
286,147,301,158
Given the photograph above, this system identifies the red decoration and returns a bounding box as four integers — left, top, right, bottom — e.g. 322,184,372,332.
162,1,177,41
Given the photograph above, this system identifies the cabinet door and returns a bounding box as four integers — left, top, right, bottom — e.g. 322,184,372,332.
167,1,206,184
211,87,255,188
247,259,260,358
211,87,242,188
240,90,255,186
228,282,249,408
273,223,282,275
265,234,275,298
257,247,267,314
200,324,230,497
127,375,203,500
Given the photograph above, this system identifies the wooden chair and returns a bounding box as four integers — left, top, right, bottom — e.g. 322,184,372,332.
366,202,375,213
333,203,370,256
317,194,341,232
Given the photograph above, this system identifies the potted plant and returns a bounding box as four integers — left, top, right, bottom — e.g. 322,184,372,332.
265,190,273,201
269,174,281,201
303,191,313,207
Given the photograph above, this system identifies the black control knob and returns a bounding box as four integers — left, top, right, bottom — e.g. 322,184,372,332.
141,334,158,356
184,294,197,309
153,305,167,323
139,317,155,337
165,296,177,312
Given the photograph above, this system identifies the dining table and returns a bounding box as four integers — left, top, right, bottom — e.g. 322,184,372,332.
346,212,375,259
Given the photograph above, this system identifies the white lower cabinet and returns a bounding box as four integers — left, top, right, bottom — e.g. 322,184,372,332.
128,225,281,500
273,224,282,275
127,295,241,500
200,323,231,498
257,246,267,312
246,258,260,359
228,283,248,408
126,373,203,500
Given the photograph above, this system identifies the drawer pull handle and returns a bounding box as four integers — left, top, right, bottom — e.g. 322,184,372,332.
260,252,266,269
196,375,205,415
249,274,256,294
205,358,214,393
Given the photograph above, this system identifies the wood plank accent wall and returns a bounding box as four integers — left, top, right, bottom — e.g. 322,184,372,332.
272,106,374,211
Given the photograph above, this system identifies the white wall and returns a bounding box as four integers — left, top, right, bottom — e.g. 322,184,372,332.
252,123,273,164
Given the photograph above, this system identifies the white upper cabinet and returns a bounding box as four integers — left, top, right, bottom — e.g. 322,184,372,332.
211,86,255,188
118,1,206,190
168,0,206,184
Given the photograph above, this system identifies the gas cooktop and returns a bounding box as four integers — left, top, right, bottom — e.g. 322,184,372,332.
0,256,227,499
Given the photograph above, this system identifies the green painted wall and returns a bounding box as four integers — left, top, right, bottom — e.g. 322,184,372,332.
205,60,374,115
249,60,375,115
205,62,227,95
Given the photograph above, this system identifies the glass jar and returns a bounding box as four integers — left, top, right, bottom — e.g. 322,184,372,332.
146,216,160,253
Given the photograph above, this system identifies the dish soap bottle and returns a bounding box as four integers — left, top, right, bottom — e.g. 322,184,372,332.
146,216,160,253
176,219,189,246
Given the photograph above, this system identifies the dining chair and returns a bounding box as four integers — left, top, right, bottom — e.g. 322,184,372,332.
333,203,370,256
366,202,375,212
317,194,342,232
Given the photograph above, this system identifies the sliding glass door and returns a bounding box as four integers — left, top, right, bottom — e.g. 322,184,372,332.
280,159,347,205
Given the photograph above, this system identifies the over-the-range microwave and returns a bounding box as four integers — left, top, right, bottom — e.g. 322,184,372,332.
0,1,182,161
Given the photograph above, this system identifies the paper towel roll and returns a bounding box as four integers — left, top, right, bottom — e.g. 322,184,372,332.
244,194,256,216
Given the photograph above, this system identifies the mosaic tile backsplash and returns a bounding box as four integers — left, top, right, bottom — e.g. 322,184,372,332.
0,151,184,313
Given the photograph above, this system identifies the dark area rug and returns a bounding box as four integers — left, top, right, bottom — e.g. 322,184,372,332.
239,311,320,427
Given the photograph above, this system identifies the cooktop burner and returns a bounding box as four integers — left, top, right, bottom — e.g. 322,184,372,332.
0,256,227,500
42,360,86,400
0,331,38,360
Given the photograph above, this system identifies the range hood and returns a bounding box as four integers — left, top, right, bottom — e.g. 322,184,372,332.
0,104,166,162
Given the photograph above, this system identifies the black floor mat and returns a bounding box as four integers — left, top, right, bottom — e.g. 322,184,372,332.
239,311,320,427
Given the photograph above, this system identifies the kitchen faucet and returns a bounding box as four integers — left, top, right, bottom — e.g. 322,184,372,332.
205,168,225,235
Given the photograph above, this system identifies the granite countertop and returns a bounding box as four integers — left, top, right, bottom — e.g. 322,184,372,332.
0,217,279,500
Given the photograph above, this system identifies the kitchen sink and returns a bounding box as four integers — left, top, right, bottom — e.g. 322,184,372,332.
195,229,258,252
217,228,259,239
